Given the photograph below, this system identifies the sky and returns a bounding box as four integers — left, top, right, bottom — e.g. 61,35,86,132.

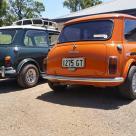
41,0,112,19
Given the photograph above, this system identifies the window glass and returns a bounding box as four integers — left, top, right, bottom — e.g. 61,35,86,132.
48,32,60,46
124,19,136,41
59,20,113,43
24,30,48,47
24,36,33,47
34,36,47,47
0,29,16,45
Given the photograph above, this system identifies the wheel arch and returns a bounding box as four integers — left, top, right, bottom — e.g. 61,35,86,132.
17,58,41,74
122,59,136,80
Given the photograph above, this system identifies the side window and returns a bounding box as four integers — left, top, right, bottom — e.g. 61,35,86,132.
24,30,48,47
124,19,136,41
34,35,48,47
0,34,12,44
34,31,48,47
24,30,34,47
0,30,16,45
24,36,33,47
48,32,59,46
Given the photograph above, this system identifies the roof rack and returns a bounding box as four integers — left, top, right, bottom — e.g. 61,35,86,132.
13,18,58,30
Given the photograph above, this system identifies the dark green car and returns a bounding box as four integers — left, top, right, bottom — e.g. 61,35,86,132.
0,25,59,88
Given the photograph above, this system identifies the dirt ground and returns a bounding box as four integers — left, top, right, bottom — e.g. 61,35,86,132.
0,79,136,136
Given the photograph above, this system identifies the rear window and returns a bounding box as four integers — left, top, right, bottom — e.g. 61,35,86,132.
0,29,16,45
58,20,113,43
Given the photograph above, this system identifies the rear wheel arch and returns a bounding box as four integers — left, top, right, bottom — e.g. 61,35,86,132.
122,59,136,80
119,66,136,100
17,58,41,74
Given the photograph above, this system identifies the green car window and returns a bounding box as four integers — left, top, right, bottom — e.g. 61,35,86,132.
0,29,16,45
24,30,48,47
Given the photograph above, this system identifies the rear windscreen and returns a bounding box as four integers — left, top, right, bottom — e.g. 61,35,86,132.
58,20,113,43
0,29,16,45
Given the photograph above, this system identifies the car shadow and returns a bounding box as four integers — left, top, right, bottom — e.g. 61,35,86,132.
0,78,47,94
37,86,132,110
0,79,21,93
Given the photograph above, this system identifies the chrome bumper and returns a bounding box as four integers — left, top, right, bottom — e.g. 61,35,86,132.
43,75,124,83
0,66,16,78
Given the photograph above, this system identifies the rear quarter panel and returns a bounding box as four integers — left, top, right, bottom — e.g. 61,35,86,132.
121,18,136,79
106,18,124,78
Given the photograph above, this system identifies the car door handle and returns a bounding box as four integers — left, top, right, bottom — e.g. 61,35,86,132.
117,44,122,51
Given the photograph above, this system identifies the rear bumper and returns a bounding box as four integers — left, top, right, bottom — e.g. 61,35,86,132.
0,66,16,78
43,75,124,85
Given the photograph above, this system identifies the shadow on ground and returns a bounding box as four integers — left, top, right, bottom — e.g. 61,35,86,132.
37,86,132,110
0,78,47,94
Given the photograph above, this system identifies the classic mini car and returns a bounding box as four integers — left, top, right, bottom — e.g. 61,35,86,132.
45,13,136,99
0,20,59,88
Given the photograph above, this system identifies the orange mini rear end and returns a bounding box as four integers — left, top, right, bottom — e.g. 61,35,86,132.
45,13,136,100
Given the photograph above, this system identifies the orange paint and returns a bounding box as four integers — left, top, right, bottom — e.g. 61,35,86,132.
46,14,136,87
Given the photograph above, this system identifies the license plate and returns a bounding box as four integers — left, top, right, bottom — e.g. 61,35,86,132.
62,58,85,68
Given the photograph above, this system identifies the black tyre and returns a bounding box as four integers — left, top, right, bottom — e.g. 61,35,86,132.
17,64,39,88
48,81,67,92
119,66,136,100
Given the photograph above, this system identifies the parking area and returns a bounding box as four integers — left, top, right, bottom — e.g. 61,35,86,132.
0,79,136,136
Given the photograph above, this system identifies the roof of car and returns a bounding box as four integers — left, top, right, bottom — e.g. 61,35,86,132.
0,25,59,32
65,13,136,25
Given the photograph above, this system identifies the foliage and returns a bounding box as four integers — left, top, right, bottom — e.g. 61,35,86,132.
0,0,7,26
80,0,102,9
1,0,45,26
63,0,102,12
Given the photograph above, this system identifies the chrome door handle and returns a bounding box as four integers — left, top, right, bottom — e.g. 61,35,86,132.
117,44,122,51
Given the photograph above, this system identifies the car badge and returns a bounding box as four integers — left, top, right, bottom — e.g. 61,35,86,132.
68,43,79,54
73,43,77,50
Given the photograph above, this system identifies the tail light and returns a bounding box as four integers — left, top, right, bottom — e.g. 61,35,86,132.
5,56,11,67
109,56,118,74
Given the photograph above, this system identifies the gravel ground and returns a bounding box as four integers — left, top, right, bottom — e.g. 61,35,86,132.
0,79,136,136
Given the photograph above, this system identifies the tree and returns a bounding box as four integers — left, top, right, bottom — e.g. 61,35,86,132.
63,0,79,12
3,0,45,26
80,0,102,9
0,0,7,26
63,0,102,12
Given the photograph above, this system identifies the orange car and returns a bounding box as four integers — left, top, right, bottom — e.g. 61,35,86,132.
45,13,136,99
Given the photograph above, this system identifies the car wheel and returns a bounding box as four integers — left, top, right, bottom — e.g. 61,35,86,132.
48,81,67,92
119,66,136,100
17,64,39,88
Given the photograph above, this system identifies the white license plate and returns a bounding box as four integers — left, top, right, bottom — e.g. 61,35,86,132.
62,58,85,68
